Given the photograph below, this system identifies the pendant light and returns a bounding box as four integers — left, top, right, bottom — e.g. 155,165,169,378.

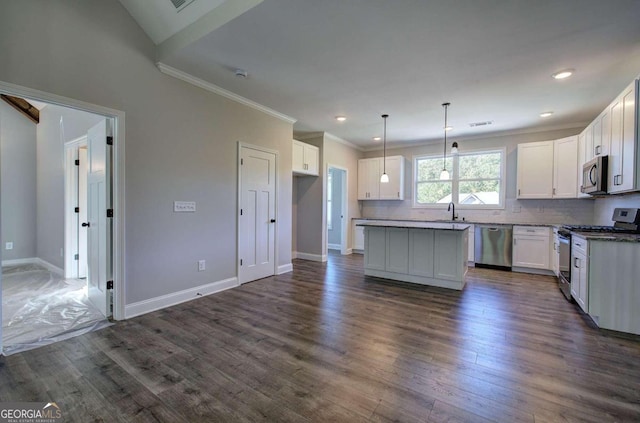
451,141,459,155
439,103,451,180
380,114,390,183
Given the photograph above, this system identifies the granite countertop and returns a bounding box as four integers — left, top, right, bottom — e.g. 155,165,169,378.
352,217,561,228
356,220,471,231
570,231,640,243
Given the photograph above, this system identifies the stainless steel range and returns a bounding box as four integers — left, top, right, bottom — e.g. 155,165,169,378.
557,207,640,301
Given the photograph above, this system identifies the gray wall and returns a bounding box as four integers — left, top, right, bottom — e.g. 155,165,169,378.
327,168,343,246
0,0,293,304
0,101,37,261
361,128,596,225
294,136,324,256
36,105,103,269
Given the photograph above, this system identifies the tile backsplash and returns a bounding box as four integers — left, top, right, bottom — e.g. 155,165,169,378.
593,193,640,225
360,198,595,225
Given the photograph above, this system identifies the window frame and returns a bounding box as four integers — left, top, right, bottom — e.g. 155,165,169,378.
412,147,506,210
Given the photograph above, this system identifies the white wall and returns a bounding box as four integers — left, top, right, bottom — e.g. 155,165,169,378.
36,105,103,269
0,101,37,261
593,193,640,225
0,0,293,306
361,128,596,225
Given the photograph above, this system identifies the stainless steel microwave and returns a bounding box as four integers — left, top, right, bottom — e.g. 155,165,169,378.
581,155,608,195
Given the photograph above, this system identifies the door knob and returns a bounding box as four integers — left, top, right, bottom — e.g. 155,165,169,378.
81,222,90,227
270,219,276,223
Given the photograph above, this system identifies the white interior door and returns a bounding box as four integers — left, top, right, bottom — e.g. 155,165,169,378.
87,120,111,316
239,146,276,284
78,147,88,278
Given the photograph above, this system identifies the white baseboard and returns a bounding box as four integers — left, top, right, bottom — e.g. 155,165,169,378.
328,243,341,251
512,267,555,276
343,248,353,255
124,277,238,319
277,263,293,274
295,252,327,262
2,257,36,267
2,257,63,275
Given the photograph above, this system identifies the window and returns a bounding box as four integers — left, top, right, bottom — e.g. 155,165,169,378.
414,148,505,208
327,170,333,230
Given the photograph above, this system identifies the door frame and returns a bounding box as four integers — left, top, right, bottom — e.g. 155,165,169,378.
236,142,279,284
0,80,126,326
326,163,349,255
64,135,87,279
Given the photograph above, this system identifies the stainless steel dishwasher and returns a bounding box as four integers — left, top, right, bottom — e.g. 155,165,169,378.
474,224,513,269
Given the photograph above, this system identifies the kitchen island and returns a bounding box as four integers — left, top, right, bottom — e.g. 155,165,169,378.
358,220,470,290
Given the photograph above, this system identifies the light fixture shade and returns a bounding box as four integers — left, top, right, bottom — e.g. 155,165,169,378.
381,114,390,184
451,142,459,155
380,173,389,183
440,169,450,180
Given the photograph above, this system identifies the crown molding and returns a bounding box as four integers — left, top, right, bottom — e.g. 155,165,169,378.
323,132,364,151
362,121,588,152
156,62,297,124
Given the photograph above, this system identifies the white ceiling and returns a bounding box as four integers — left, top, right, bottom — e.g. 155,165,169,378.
123,0,640,149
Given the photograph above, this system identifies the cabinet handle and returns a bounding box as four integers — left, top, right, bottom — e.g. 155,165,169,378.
615,175,622,185
574,257,580,268
553,188,556,195
518,189,521,196
397,191,400,198
575,243,582,247
595,145,601,155
553,243,557,251
513,238,517,246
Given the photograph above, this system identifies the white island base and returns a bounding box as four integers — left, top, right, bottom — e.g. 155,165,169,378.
362,222,469,290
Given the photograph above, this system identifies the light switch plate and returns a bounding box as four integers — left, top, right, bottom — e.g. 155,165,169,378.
5,242,13,250
174,201,196,212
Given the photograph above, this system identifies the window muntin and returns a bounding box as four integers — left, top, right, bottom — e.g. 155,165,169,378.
414,149,505,208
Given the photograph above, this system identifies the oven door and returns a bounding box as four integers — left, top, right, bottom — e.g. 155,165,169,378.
558,231,572,300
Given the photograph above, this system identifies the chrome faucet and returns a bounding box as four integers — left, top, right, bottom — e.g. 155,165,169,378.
447,202,458,221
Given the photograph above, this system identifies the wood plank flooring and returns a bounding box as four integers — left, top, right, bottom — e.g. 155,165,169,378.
2,252,640,422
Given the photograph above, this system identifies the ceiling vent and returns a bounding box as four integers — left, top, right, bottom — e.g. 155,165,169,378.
469,121,493,128
169,0,195,12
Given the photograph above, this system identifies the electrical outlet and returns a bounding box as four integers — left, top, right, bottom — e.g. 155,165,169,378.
5,242,13,250
174,201,196,212
198,260,206,271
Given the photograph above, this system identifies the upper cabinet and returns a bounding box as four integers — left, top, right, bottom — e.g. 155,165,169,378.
608,80,639,194
358,156,404,200
292,140,319,176
517,137,578,199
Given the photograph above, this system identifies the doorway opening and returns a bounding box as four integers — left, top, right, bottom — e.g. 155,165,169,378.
0,81,124,355
327,165,348,255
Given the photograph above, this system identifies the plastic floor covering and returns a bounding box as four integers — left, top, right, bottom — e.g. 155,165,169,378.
2,263,111,356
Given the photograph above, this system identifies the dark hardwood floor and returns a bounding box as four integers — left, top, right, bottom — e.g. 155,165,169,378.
2,252,640,422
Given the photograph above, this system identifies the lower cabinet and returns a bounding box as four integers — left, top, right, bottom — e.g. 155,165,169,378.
352,220,366,252
571,235,589,313
386,228,409,273
408,230,435,277
512,226,552,271
364,226,386,270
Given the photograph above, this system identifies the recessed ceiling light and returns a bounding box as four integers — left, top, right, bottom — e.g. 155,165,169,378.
234,69,248,78
552,69,574,80
335,116,347,122
540,111,553,118
445,126,453,131
373,136,381,141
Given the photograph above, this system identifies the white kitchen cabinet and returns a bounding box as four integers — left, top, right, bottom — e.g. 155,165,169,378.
517,141,554,198
467,224,475,263
592,109,610,158
292,140,319,176
433,230,468,282
553,136,578,198
408,229,435,277
551,229,560,277
577,129,591,198
608,80,639,194
512,226,551,271
517,138,578,199
358,156,404,200
570,235,588,313
357,158,380,199
352,220,366,252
